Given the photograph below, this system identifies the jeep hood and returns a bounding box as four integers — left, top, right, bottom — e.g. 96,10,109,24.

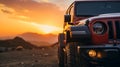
88,13,120,21
78,13,120,25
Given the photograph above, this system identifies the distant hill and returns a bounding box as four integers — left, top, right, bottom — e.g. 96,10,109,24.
18,32,58,46
0,37,36,49
0,32,58,47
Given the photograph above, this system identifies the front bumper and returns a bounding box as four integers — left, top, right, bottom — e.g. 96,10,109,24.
78,45,120,67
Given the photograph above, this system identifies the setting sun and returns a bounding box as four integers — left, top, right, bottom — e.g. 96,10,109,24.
31,22,62,34
39,25,62,34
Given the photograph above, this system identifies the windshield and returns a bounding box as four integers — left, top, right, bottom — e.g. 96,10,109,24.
75,1,120,17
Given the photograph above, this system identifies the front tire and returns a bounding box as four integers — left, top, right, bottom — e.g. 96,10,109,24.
65,42,77,67
58,46,65,67
58,33,65,67
65,42,89,67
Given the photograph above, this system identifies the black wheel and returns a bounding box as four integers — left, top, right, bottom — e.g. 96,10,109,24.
58,46,65,67
58,33,65,67
65,42,89,67
65,42,77,67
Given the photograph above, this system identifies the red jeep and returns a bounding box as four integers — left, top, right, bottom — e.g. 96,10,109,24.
58,0,120,67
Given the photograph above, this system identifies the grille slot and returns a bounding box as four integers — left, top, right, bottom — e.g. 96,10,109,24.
115,20,120,39
108,21,114,39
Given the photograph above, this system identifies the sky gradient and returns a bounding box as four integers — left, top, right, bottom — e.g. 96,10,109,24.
0,0,74,36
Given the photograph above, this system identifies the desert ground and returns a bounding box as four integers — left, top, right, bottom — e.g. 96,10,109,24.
0,46,58,67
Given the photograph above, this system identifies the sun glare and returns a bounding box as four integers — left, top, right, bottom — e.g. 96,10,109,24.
39,25,59,34
31,22,62,34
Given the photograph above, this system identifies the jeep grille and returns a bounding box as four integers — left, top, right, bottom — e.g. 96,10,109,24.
108,21,114,40
115,20,120,39
107,20,120,41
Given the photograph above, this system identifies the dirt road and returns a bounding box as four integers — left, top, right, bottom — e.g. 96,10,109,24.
0,46,58,67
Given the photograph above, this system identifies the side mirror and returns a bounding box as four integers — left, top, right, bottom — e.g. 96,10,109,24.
64,14,71,23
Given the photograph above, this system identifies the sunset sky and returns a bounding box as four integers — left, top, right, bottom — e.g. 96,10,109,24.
0,0,74,37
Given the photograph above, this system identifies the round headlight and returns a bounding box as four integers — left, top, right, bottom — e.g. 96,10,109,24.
93,22,106,34
88,50,97,58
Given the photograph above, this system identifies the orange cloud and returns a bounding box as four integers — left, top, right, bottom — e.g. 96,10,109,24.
0,3,15,14
0,0,64,27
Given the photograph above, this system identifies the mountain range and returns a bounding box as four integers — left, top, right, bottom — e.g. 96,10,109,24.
0,32,58,47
